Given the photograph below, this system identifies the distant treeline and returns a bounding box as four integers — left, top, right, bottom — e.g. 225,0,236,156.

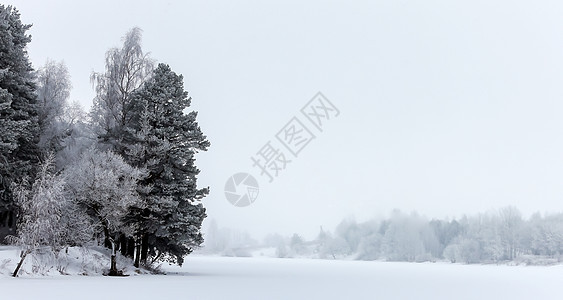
204,207,563,264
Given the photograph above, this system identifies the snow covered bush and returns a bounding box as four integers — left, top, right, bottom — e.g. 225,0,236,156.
64,147,145,275
8,155,77,276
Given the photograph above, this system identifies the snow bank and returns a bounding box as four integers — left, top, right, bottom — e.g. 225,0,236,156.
0,246,149,277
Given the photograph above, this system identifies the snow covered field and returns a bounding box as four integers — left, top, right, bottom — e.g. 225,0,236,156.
2,251,562,300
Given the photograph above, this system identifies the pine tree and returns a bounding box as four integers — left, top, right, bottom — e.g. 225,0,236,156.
124,64,209,266
0,5,39,238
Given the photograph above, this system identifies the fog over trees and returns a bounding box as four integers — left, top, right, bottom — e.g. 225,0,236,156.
205,207,563,265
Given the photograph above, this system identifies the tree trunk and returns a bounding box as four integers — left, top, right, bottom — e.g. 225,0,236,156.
140,234,149,264
13,249,30,277
120,235,127,256
127,237,135,258
102,222,112,249
134,235,141,268
108,238,119,276
109,254,117,275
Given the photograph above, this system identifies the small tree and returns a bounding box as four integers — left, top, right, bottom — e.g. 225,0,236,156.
443,243,460,263
289,233,306,256
64,148,145,275
9,155,67,277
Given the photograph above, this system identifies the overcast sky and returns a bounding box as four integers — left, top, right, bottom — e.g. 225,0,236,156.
7,0,563,239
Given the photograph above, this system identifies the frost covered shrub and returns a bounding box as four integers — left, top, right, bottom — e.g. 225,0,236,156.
458,239,481,264
443,244,459,263
8,155,91,276
64,147,145,276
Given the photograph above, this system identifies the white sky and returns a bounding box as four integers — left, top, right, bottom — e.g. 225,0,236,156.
7,0,563,239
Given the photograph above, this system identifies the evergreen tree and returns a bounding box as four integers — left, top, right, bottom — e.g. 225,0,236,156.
0,5,39,236
125,64,209,266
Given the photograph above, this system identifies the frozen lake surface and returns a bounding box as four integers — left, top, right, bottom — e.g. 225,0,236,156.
2,256,562,299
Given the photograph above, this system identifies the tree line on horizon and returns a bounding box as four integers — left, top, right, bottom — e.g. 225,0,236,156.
0,5,209,276
205,207,563,265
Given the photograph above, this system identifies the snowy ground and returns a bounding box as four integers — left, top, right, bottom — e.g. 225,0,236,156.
1,248,562,300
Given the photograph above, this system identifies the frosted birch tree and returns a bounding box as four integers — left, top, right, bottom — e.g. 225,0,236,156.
9,156,68,276
36,60,72,154
90,27,154,150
